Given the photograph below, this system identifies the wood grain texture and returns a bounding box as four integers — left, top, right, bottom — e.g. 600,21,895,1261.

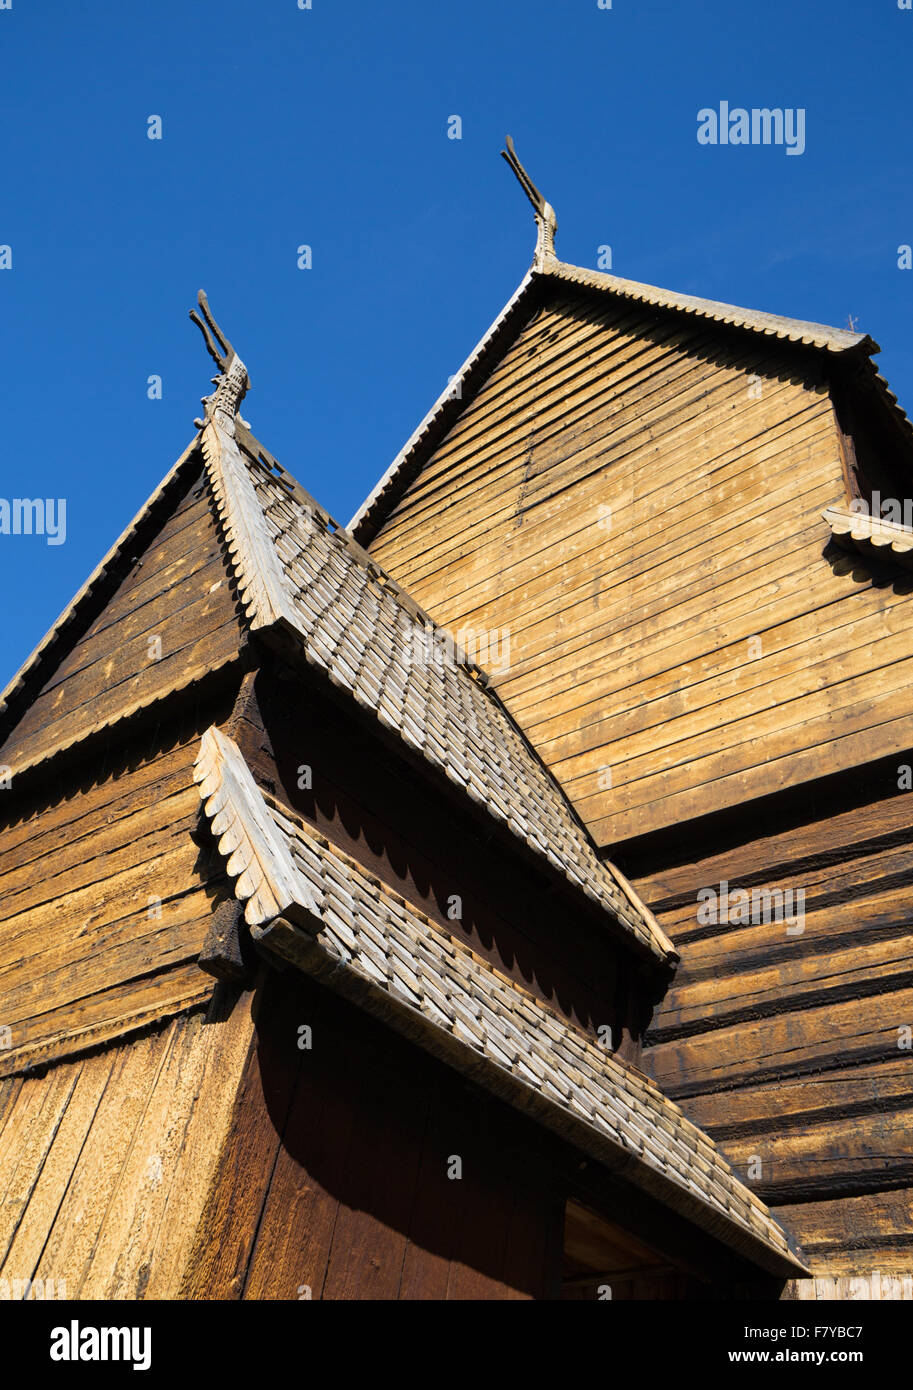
0,695,237,1077
632,767,913,1278
0,464,245,778
0,986,257,1299
366,286,913,844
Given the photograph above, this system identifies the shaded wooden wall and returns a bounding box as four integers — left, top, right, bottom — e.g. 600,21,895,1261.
366,287,913,846
0,957,766,1301
183,970,565,1300
627,757,913,1284
233,669,655,1057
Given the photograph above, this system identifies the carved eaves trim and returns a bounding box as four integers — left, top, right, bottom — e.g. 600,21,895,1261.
193,724,318,928
824,504,913,568
201,420,301,633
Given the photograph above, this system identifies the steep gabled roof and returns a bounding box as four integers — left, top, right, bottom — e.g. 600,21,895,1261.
201,400,675,966
0,437,204,755
347,252,895,545
0,294,674,967
194,722,807,1280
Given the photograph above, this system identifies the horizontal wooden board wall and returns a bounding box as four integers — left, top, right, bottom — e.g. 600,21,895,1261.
0,693,236,1077
631,764,913,1277
0,463,246,778
367,287,913,845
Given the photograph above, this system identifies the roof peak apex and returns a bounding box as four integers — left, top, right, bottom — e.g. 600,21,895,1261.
190,289,250,434
501,135,557,268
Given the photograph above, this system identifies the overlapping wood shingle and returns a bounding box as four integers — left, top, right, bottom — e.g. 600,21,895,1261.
200,414,676,966
194,724,807,1279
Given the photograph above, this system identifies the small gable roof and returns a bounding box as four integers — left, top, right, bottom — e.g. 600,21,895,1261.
204,406,675,966
195,723,807,1280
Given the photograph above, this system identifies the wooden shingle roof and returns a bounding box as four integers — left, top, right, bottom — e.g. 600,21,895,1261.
200,403,676,967
194,722,808,1280
0,299,674,967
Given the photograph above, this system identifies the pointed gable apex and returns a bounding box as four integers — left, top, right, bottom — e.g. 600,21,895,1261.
0,437,252,779
348,255,894,546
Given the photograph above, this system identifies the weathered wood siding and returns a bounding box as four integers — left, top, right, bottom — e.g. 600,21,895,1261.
0,696,237,1077
0,463,244,777
367,287,913,845
232,669,650,1057
0,958,763,1302
182,970,566,1299
0,987,256,1300
630,761,913,1282
783,1271,913,1300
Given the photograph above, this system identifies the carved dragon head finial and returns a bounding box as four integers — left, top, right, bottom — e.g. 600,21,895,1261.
500,135,557,267
190,290,250,433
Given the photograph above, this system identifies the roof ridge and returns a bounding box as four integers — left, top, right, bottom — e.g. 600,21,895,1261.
539,255,877,354
349,256,878,543
237,428,496,686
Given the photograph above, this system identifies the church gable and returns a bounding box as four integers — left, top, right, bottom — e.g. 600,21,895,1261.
0,457,246,779
367,278,861,846
363,246,913,857
6,254,909,1301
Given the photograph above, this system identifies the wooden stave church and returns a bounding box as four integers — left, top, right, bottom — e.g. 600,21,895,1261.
0,146,910,1300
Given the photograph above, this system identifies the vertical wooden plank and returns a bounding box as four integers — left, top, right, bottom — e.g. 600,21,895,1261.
443,1128,515,1300
143,986,257,1298
319,1009,428,1302
78,995,256,1300
33,1029,172,1294
0,1064,83,1269
0,1076,24,1141
179,972,303,1299
242,983,347,1302
398,1105,462,1301
501,1167,563,1300
2,1051,116,1289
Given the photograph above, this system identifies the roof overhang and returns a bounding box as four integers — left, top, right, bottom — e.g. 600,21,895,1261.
824,504,913,568
194,723,809,1282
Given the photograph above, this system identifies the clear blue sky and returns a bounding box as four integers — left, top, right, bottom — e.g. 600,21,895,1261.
1,0,911,690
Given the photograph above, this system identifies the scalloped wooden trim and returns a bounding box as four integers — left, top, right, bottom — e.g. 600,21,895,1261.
201,420,302,634
194,725,317,927
824,504,913,561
